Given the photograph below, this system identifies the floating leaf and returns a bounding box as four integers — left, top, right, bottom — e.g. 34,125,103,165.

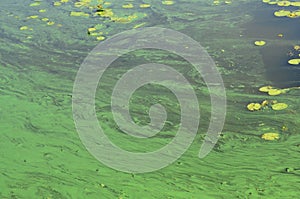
140,4,151,8
20,26,29,30
254,40,266,46
27,15,39,19
162,0,175,5
288,58,300,65
268,89,282,96
259,85,273,92
96,36,106,41
53,2,62,6
29,2,41,6
47,21,55,26
271,103,288,110
261,132,280,140
274,10,291,17
41,17,49,21
122,3,134,8
246,103,261,111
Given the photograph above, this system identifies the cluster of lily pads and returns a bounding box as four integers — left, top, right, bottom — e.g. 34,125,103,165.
255,1,300,66
246,85,291,141
81,0,175,39
20,0,176,41
249,1,300,141
246,85,289,111
19,0,70,35
246,99,288,111
262,0,300,18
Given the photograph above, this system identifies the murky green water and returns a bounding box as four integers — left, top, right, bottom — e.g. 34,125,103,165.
1,0,300,198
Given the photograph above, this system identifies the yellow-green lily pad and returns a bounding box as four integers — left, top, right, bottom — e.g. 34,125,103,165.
271,103,288,110
288,58,300,65
254,40,266,46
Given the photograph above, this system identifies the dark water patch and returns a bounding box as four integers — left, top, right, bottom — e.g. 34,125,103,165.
261,44,300,88
242,4,300,40
241,3,300,88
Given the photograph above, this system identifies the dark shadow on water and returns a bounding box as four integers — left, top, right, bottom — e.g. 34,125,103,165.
241,3,300,88
261,44,300,88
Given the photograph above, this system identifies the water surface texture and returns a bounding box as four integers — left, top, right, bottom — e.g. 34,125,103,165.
1,0,300,198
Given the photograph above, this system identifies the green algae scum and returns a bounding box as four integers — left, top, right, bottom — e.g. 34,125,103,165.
1,0,300,198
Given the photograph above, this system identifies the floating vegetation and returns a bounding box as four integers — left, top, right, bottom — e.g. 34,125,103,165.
246,102,261,111
111,14,140,23
261,132,280,140
162,0,175,5
213,0,232,5
294,45,300,50
261,99,269,107
41,17,49,22
274,10,291,17
268,88,282,96
70,11,90,17
3,1,300,198
140,4,151,8
263,0,300,18
288,58,300,65
24,0,148,42
122,3,134,9
277,33,283,37
277,1,291,6
53,2,62,6
291,1,300,6
87,27,97,33
47,21,55,26
95,9,114,18
27,15,39,19
29,1,41,7
271,102,288,110
246,98,289,112
74,0,102,8
19,26,29,31
258,85,286,96
246,84,291,112
254,40,266,46
259,85,273,92
96,36,105,41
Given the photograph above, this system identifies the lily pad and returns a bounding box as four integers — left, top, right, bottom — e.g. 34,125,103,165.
261,132,280,140
254,40,266,46
288,58,300,65
271,103,288,110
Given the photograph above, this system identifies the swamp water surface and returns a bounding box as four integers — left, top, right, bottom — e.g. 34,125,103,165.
0,0,300,198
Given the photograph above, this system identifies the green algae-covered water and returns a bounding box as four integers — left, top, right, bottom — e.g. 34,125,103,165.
1,0,300,198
